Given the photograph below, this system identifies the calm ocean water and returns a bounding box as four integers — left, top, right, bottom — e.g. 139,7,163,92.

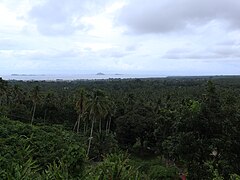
0,74,165,81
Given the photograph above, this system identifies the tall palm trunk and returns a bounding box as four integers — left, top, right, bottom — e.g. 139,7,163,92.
31,102,36,126
77,114,81,133
87,117,95,157
0,94,2,106
99,118,102,134
43,109,47,125
73,114,81,133
105,119,109,135
107,116,112,134
6,93,10,105
83,119,87,135
30,86,40,126
73,121,78,132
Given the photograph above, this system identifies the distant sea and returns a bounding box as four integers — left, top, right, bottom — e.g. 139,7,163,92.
0,74,165,81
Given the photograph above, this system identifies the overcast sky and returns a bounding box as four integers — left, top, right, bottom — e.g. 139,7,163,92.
0,0,240,75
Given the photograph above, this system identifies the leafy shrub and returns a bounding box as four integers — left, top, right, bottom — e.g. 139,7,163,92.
85,153,144,180
148,165,178,180
0,116,86,179
88,132,118,160
43,160,69,180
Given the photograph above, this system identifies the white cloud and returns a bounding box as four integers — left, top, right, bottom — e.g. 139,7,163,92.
118,0,240,34
0,0,240,76
27,0,116,36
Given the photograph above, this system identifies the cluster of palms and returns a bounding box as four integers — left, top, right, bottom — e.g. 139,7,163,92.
23,86,114,157
73,89,114,156
0,78,8,106
1,78,115,158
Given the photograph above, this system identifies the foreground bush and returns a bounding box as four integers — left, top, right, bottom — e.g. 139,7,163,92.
0,116,86,179
85,153,146,180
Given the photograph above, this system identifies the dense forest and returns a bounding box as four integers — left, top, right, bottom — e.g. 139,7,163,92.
1,76,240,179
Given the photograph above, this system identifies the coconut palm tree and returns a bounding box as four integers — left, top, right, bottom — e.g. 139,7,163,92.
105,101,116,134
12,85,24,105
30,86,40,126
0,78,8,106
86,89,110,156
43,92,56,124
74,89,87,133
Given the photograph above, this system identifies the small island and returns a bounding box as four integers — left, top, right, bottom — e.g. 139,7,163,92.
11,74,45,76
96,72,105,75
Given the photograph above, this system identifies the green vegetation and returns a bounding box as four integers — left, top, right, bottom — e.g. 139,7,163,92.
1,76,240,179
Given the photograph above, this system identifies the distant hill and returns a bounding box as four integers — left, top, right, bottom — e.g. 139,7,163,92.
96,72,105,75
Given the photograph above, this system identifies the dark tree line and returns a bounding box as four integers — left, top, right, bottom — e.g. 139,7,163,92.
1,76,240,179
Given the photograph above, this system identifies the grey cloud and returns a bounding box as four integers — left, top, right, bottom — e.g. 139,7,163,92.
0,39,19,50
163,46,240,59
108,52,128,58
163,48,192,59
0,38,34,51
28,0,110,36
0,49,81,62
216,40,238,46
125,45,137,52
29,50,82,60
100,49,129,58
118,0,240,34
211,47,240,58
0,38,46,51
165,48,190,54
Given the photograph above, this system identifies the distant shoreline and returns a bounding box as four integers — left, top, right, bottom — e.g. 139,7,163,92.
1,74,240,82
1,74,166,81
